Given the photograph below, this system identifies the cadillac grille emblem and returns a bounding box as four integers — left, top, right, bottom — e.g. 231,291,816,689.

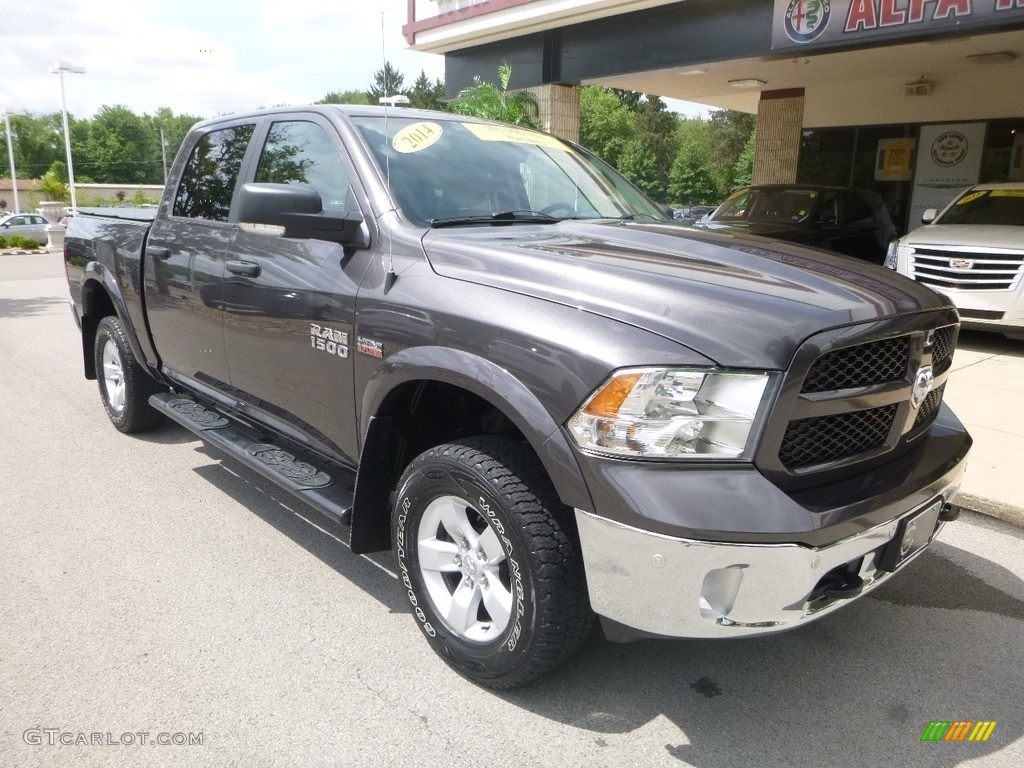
911,365,934,409
950,258,974,270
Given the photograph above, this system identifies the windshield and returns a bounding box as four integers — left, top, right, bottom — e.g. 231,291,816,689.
349,116,665,227
710,187,820,225
938,188,1024,226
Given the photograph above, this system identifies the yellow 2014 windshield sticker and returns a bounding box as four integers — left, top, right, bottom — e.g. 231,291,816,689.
464,123,566,150
393,122,443,154
991,189,1024,197
956,190,989,205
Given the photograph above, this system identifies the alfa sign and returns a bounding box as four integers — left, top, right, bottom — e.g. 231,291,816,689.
773,0,1024,50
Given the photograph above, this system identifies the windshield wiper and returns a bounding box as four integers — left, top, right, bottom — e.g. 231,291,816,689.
430,210,561,228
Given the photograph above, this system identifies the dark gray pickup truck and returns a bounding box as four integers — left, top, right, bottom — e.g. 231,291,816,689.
66,105,971,688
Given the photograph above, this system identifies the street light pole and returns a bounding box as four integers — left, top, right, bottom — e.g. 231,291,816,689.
51,61,86,213
2,109,28,213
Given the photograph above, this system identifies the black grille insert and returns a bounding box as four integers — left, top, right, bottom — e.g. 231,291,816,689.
779,405,898,470
802,336,910,393
912,383,946,431
931,326,955,368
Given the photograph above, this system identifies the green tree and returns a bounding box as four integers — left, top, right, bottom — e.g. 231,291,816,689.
1,113,68,180
316,90,371,105
147,108,204,177
732,131,756,188
578,86,636,169
618,135,664,199
367,61,406,104
40,163,70,202
408,71,447,111
448,60,538,128
83,105,161,183
668,119,718,205
706,109,757,194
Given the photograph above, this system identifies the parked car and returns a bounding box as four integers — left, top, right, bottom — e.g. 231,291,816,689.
885,182,1024,340
698,184,897,263
673,205,716,225
0,212,50,244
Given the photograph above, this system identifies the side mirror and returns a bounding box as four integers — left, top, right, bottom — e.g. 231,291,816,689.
921,208,939,224
237,183,369,248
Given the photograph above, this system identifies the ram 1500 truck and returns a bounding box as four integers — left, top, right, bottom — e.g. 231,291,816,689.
66,106,971,688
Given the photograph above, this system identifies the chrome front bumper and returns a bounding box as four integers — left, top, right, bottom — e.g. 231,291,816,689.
575,484,961,639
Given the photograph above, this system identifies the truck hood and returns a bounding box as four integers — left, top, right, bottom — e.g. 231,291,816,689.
421,220,948,369
904,224,1024,250
698,220,808,241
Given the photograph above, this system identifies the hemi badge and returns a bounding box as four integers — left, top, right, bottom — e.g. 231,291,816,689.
356,337,383,359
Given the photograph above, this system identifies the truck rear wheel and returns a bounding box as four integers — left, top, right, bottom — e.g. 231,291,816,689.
392,437,593,688
94,316,164,434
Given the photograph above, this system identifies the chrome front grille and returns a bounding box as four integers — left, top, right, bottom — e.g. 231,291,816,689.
910,247,1024,291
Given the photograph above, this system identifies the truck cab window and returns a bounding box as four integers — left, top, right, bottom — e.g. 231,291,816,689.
255,121,354,212
172,124,255,221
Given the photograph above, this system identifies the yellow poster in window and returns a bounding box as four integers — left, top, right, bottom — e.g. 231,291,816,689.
876,138,915,181
464,123,566,150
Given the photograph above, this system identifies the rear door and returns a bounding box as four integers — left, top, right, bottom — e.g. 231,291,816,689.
222,116,371,465
144,120,257,394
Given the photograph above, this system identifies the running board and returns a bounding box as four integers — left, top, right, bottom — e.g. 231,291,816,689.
149,392,354,527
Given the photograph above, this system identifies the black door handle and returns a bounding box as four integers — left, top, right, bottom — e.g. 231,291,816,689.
148,246,170,260
226,260,261,278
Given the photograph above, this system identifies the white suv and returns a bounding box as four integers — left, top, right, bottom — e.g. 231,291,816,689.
885,182,1024,340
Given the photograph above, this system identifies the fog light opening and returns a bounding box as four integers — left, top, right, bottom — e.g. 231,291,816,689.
700,565,746,619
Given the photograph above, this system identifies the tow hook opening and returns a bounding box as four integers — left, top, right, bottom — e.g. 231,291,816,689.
939,502,961,522
811,560,865,602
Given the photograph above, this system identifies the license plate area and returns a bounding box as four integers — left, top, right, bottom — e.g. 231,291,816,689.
877,499,944,573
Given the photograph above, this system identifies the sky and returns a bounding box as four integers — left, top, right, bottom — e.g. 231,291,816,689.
1,0,448,120
0,0,708,121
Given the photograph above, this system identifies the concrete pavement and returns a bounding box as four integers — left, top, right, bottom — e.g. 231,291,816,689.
943,329,1024,528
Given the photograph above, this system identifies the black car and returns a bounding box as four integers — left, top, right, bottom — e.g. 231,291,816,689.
672,204,716,225
698,184,897,263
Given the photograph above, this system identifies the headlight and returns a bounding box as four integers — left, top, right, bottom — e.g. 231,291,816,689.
567,368,774,460
883,240,899,270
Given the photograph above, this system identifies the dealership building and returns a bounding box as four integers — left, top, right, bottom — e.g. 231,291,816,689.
405,0,1024,232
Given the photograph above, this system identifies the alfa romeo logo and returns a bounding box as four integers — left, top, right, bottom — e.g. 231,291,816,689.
931,132,969,168
911,365,934,410
784,0,831,44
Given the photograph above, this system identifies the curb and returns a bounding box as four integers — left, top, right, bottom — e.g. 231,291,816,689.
958,492,1024,529
0,248,57,256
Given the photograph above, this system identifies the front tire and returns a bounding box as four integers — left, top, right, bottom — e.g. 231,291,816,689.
94,315,164,433
393,437,593,688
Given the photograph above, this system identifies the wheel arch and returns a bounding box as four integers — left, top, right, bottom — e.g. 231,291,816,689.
349,347,593,554
79,265,150,380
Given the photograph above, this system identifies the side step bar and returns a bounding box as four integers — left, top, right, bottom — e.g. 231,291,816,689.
149,392,355,527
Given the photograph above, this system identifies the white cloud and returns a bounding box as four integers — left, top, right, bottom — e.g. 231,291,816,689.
0,0,445,119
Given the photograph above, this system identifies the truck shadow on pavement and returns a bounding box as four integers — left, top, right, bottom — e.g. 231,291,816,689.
957,329,1024,356
177,432,1022,768
187,442,407,616
0,295,68,318
502,535,1023,768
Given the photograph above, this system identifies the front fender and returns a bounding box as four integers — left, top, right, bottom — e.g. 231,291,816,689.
349,346,594,553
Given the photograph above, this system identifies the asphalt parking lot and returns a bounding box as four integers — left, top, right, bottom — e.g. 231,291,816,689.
1,250,1022,767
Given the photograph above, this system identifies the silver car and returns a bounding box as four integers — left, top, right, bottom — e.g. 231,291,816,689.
0,213,50,245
